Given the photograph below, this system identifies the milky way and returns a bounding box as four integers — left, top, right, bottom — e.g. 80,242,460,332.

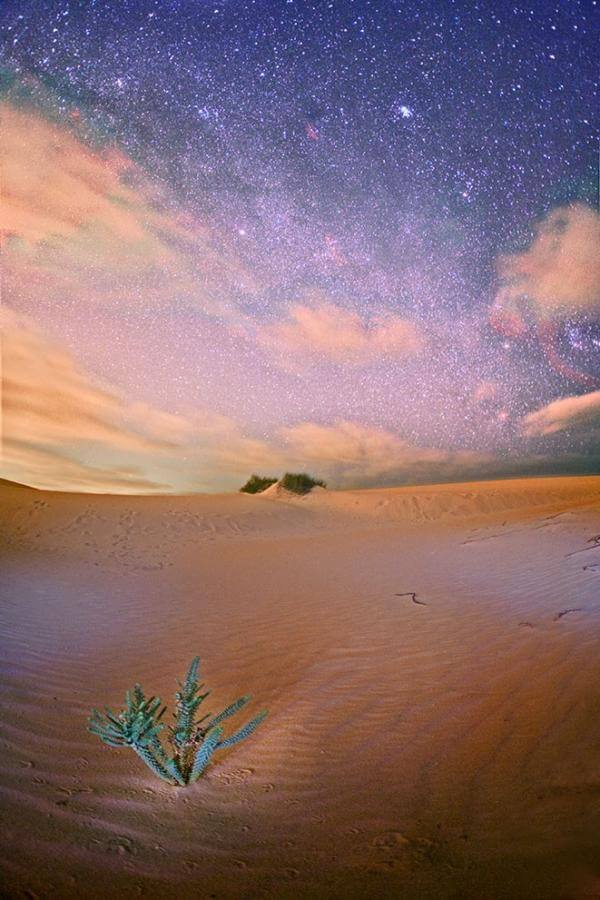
1,1,598,491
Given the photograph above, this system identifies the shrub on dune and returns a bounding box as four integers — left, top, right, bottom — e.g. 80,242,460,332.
239,474,278,494
88,657,267,786
280,472,327,494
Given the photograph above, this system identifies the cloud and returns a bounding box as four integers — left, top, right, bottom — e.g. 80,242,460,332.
280,420,489,487
3,442,174,494
522,390,600,437
492,203,600,328
258,294,423,366
1,308,195,492
0,309,281,493
0,101,256,319
2,311,492,493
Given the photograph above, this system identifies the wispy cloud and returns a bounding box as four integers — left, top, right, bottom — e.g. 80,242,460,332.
1,102,256,319
523,390,600,437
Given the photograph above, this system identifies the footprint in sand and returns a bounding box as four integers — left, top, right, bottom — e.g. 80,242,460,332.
372,831,411,850
215,767,255,785
280,868,300,880
92,835,137,856
367,831,443,875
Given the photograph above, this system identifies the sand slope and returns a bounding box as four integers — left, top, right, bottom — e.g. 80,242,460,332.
1,476,599,899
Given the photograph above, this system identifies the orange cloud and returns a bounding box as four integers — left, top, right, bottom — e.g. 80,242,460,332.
0,309,284,493
1,309,194,492
492,203,600,326
259,295,423,366
523,390,600,437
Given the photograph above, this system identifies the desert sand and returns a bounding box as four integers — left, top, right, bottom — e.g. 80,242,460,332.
1,475,599,899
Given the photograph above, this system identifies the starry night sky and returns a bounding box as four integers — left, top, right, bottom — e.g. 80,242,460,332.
1,1,599,492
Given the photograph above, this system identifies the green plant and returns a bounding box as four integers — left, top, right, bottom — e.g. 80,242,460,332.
239,474,278,494
280,472,326,494
88,657,267,786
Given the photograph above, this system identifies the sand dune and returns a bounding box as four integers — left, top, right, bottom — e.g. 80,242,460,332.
1,476,599,898
262,475,600,523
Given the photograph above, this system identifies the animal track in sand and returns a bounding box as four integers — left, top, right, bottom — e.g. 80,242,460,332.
519,608,585,625
565,534,600,558
395,591,427,605
553,608,582,621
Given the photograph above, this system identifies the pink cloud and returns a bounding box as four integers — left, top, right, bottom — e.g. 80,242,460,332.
0,101,256,320
259,295,423,366
492,203,600,329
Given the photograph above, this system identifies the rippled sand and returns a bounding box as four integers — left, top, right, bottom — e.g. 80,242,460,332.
1,476,599,898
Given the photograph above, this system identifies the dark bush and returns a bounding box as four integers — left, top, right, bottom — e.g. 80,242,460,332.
239,474,278,494
280,472,327,494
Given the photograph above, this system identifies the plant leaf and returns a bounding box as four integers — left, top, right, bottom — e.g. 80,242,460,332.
183,656,200,693
218,710,268,750
189,726,223,783
205,695,251,730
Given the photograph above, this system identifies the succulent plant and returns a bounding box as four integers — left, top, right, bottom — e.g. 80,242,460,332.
89,657,267,786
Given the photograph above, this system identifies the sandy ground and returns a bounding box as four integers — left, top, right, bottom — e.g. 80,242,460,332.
1,475,599,899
